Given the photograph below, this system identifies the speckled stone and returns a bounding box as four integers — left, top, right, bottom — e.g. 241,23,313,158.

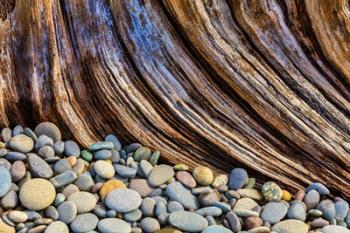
106,188,142,213
19,178,56,211
134,146,152,161
98,218,131,233
67,191,97,214
192,166,214,186
8,210,28,223
168,211,208,232
34,122,62,142
148,165,174,187
9,134,34,153
0,166,12,198
70,213,98,233
212,174,228,188
99,179,126,199
261,181,282,202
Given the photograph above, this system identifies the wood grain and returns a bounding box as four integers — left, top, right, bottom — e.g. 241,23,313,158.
0,0,349,197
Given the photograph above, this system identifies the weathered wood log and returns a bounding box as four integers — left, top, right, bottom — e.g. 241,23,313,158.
0,0,349,197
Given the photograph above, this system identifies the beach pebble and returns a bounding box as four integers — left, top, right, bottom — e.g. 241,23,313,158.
335,199,349,220
44,221,69,233
306,183,330,196
140,217,160,233
304,190,320,210
19,178,56,210
212,174,228,188
64,140,80,157
202,225,233,233
106,188,142,213
114,164,137,178
129,179,154,198
0,166,12,198
1,190,18,209
272,219,308,233
70,213,98,233
192,166,213,186
168,211,208,232
148,165,174,187
322,225,350,233
317,199,336,221
176,171,196,188
50,170,78,188
94,160,115,179
93,149,111,160
10,160,26,182
88,141,114,152
287,201,306,221
8,210,28,223
261,181,282,201
99,179,126,199
261,202,288,224
98,218,131,233
34,122,62,142
9,134,34,153
67,191,97,213
228,168,248,190
74,173,94,191
134,146,152,161
166,182,199,210
105,134,122,151
28,153,53,179
123,209,142,222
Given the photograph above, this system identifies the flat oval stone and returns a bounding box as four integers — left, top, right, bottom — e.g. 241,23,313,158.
98,218,131,233
166,182,199,210
114,164,137,178
287,202,306,221
322,225,350,233
44,221,69,233
261,202,288,224
317,199,336,221
88,141,114,152
4,151,26,161
168,211,208,232
202,225,233,233
1,190,18,209
34,122,62,142
19,178,56,210
57,201,77,224
0,166,12,198
93,149,112,160
237,189,263,201
272,219,308,233
140,217,160,233
228,168,248,190
106,188,142,213
10,160,26,182
335,199,349,220
176,171,196,188
8,210,28,223
94,160,115,179
195,206,222,216
70,213,98,233
9,134,34,153
67,191,97,213
233,198,259,211
28,153,53,179
0,218,15,233
50,170,77,188
123,209,142,222
303,190,320,210
129,179,154,198
64,140,80,157
261,181,282,201
226,211,241,232
148,165,174,187
306,182,330,196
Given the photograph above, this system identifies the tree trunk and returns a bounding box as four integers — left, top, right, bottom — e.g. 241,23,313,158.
0,0,349,197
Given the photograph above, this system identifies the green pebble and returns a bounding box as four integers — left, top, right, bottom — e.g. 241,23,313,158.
88,141,114,152
308,209,323,217
245,178,256,189
149,151,160,165
174,163,189,171
81,150,93,162
133,147,152,162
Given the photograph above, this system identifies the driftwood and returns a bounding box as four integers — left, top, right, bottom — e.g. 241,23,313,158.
0,0,349,197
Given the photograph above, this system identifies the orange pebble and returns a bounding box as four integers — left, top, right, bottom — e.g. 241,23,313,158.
67,156,77,166
99,179,126,199
282,190,292,201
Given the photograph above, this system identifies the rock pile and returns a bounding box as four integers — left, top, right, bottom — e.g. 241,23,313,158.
0,122,349,233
